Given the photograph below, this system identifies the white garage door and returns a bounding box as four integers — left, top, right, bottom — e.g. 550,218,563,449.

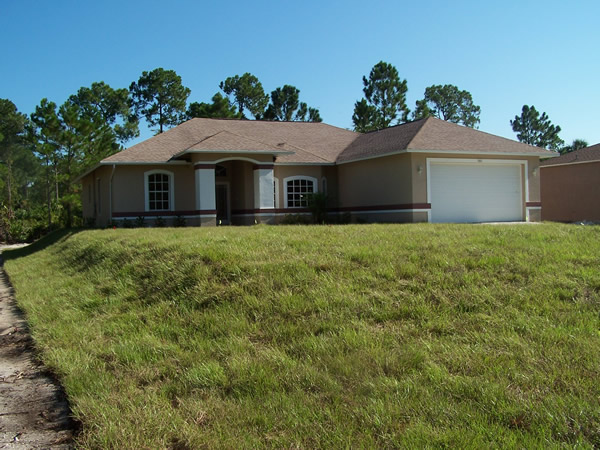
429,161,523,223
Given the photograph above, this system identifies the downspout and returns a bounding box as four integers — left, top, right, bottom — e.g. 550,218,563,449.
109,164,116,225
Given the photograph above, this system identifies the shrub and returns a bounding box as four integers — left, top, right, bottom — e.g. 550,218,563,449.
307,192,328,224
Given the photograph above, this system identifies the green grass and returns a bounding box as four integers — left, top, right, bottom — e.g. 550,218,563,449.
4,224,600,448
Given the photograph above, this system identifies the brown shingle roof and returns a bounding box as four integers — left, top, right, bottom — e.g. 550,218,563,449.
103,116,555,166
336,117,555,163
103,118,357,164
540,143,600,166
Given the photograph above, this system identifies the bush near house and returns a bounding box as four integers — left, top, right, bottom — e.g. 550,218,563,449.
3,224,600,448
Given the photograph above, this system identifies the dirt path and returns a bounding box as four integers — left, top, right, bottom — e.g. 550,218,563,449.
0,246,76,448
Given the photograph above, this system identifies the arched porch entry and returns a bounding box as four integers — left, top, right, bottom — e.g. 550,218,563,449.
193,157,276,226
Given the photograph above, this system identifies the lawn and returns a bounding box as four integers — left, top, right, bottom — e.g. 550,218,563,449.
4,223,600,448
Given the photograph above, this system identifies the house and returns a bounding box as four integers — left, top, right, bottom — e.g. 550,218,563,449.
77,117,554,227
540,143,600,222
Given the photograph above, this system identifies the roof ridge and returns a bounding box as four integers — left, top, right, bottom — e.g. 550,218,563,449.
404,117,433,149
274,140,331,163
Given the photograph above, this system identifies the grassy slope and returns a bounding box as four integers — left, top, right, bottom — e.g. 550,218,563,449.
4,224,600,448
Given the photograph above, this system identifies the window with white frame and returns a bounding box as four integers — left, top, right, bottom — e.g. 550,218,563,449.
145,170,174,211
284,176,318,208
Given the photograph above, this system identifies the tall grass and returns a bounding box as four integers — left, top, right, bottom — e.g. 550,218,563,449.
4,224,600,448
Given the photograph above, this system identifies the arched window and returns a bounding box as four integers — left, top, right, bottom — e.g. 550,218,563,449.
144,170,174,212
283,176,318,208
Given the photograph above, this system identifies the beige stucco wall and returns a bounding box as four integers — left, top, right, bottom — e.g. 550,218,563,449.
80,152,544,227
81,165,112,227
541,162,600,222
111,164,196,214
337,153,413,208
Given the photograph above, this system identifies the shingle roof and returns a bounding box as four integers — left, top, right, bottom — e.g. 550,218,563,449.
336,117,555,162
540,143,600,166
102,116,555,166
103,118,357,164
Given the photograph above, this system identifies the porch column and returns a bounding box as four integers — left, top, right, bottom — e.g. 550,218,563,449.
254,164,275,211
194,164,216,226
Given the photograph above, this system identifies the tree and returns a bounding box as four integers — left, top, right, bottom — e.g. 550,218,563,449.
67,82,139,165
220,73,268,119
510,105,564,150
29,99,61,227
0,99,28,215
295,102,322,122
412,84,481,128
263,85,322,122
560,139,588,155
130,68,191,133
187,93,242,119
69,81,139,145
352,61,409,132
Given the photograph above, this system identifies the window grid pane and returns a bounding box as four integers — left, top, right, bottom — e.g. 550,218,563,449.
286,178,314,207
148,173,170,211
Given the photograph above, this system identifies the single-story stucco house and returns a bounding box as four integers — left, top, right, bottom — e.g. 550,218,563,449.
77,117,555,227
540,143,600,222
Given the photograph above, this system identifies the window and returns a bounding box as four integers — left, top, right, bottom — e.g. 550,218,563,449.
145,170,174,212
284,176,318,208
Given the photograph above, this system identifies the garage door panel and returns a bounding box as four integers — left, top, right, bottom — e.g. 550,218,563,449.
429,162,523,223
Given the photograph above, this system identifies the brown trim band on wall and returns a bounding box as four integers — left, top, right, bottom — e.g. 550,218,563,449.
253,164,275,170
230,203,432,216
194,164,216,170
525,202,542,207
112,210,217,217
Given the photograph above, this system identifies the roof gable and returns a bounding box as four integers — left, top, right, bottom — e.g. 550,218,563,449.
336,117,554,163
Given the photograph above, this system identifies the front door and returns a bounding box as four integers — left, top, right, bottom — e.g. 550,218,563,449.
215,183,230,225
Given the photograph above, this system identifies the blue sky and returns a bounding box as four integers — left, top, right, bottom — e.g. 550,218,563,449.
2,0,599,146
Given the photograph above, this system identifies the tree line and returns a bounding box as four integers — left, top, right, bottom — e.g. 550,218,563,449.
0,62,589,241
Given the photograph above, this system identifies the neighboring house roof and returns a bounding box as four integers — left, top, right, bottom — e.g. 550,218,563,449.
540,143,600,167
101,116,555,166
336,117,555,163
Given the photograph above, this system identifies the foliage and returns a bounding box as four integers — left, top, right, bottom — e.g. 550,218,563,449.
263,85,322,122
306,192,328,223
510,105,564,150
352,61,409,132
154,216,166,227
130,68,191,133
187,92,242,119
219,73,269,119
0,99,46,240
68,81,139,146
4,224,600,448
280,213,313,225
413,84,481,128
560,138,588,155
